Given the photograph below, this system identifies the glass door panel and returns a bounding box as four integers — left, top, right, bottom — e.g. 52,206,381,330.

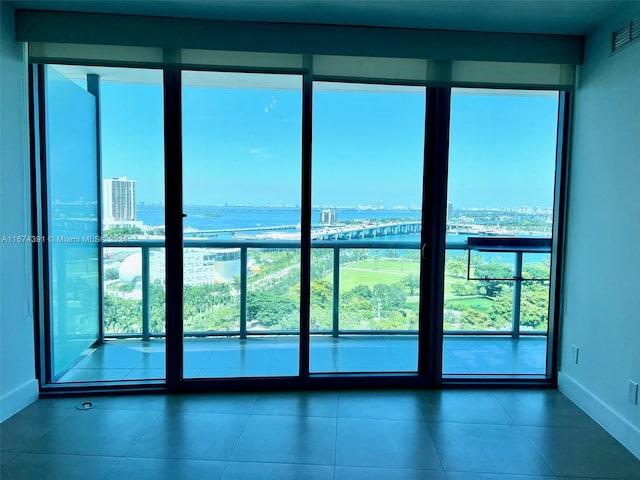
181,71,302,378
310,82,426,373
444,88,559,377
44,66,100,380
44,65,166,383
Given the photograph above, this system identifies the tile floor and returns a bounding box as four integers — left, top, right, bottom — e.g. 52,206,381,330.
57,335,548,383
2,389,639,479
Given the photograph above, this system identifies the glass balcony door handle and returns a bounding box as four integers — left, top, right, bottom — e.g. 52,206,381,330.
421,243,428,259
182,213,187,218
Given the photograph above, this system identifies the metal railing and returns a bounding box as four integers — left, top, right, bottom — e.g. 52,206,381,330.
102,237,551,341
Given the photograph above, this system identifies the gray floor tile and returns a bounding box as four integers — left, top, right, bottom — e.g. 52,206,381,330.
57,335,550,379
24,408,162,456
520,425,640,478
123,367,166,380
442,336,547,376
183,350,214,373
269,349,300,376
197,367,274,378
203,349,275,371
338,390,425,421
418,390,513,425
222,461,334,479
335,466,446,479
554,478,612,480
133,351,166,369
127,411,248,460
90,394,173,411
252,391,338,417
445,473,556,480
0,452,120,480
335,417,441,470
309,342,338,372
166,392,257,414
2,389,639,480
104,457,226,480
72,344,149,369
554,477,610,480
231,415,336,465
428,422,552,475
0,451,19,466
58,367,134,382
24,397,80,409
0,405,75,452
494,390,599,428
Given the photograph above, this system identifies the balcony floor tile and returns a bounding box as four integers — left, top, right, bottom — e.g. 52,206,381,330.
55,334,547,382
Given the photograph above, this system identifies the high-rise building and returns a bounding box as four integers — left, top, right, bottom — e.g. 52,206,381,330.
103,177,136,222
320,209,337,225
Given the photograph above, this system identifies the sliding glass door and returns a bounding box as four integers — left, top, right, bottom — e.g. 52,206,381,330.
310,82,427,373
181,71,303,378
35,65,166,384
42,65,100,380
443,89,559,377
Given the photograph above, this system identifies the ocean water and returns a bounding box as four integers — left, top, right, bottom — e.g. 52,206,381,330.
137,205,422,230
137,205,424,241
134,205,550,263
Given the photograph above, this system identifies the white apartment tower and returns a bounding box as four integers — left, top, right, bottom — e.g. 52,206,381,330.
103,177,136,222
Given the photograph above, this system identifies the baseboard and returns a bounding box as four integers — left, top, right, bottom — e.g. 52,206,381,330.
0,379,39,422
558,371,640,460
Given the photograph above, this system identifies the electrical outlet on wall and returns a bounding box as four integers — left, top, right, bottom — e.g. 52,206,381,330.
628,380,638,405
571,345,579,364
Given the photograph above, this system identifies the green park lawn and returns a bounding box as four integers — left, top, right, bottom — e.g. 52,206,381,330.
330,258,420,292
323,258,494,315
444,296,493,313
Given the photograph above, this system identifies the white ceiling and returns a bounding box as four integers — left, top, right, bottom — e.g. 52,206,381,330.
10,0,640,35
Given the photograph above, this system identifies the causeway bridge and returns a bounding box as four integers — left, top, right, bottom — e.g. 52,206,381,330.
311,222,421,240
184,224,299,236
183,221,422,240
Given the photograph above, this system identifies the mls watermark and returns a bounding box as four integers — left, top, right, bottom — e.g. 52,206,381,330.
1,235,131,244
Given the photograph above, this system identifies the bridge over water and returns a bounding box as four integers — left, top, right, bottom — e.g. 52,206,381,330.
184,224,300,236
311,222,421,240
184,221,422,240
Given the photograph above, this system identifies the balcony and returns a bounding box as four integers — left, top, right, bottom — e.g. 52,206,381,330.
56,238,551,382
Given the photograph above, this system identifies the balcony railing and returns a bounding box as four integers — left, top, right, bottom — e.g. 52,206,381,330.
101,237,551,341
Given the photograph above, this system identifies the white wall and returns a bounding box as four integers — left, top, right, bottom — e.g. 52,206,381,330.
559,5,640,459
0,1,38,422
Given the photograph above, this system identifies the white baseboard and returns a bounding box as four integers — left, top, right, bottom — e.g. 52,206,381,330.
0,379,38,422
558,371,640,460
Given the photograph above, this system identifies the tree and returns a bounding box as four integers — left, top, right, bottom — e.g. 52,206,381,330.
372,283,406,312
446,259,467,279
103,226,143,237
458,309,494,330
450,281,477,296
247,291,297,327
149,281,165,332
350,284,373,300
474,263,513,297
377,310,416,330
488,292,512,329
103,293,141,333
104,268,119,280
519,283,550,330
522,260,550,280
310,279,332,307
211,283,231,308
401,274,420,296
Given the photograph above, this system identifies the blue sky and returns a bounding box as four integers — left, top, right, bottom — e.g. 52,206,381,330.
98,76,558,209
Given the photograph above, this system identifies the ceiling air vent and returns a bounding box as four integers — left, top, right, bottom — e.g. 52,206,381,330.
612,16,640,53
